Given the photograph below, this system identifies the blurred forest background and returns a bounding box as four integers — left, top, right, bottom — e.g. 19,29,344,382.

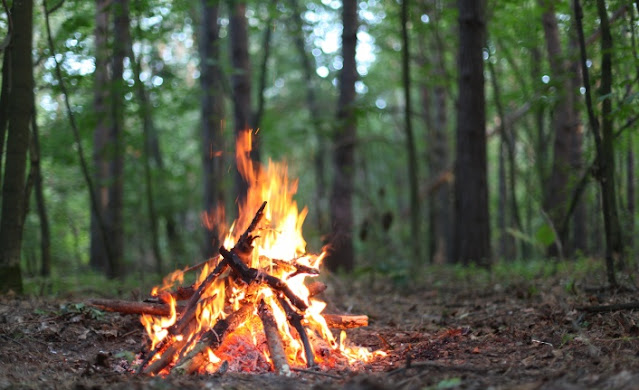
0,0,638,294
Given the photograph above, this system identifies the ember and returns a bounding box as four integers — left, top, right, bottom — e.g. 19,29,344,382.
133,131,384,375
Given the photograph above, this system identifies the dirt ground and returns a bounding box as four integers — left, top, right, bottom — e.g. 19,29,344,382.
2,267,639,390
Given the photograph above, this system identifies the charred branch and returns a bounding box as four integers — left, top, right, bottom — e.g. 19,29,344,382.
258,300,292,376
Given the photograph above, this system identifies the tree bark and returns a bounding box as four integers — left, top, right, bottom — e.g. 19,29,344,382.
326,0,358,272
453,0,491,266
539,0,580,256
200,0,226,259
288,0,328,233
30,96,51,277
91,0,112,273
0,0,33,294
129,7,163,274
401,0,422,262
229,0,256,205
574,0,622,288
104,0,129,278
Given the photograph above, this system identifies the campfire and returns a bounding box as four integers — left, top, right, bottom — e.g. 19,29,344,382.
90,131,384,375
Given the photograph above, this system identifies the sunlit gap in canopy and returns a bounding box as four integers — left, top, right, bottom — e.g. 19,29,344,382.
306,0,384,95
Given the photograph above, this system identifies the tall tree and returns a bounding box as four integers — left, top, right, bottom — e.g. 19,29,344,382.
326,0,358,272
91,0,127,278
201,0,226,258
538,0,581,255
453,0,491,266
288,0,328,233
401,0,421,262
129,5,163,274
574,0,623,287
229,0,255,204
0,0,33,293
30,98,51,277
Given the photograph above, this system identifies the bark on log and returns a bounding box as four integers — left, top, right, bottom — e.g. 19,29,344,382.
87,298,368,329
219,246,308,311
323,314,368,329
258,300,292,376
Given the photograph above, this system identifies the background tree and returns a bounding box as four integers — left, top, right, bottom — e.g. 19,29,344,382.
0,0,34,294
453,0,490,266
326,0,358,272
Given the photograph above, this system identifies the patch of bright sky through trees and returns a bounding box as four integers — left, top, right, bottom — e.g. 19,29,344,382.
38,0,435,113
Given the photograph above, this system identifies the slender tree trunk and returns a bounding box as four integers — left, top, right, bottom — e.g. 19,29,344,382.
253,0,276,131
574,0,622,288
288,0,327,233
539,0,579,256
30,98,51,277
453,0,491,266
0,50,10,194
326,0,358,272
91,0,111,273
0,0,33,294
401,0,421,263
201,0,226,258
627,138,635,254
229,0,255,205
104,0,129,278
129,11,163,274
488,58,518,260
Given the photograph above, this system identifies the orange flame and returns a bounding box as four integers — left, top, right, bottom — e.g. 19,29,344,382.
140,129,384,374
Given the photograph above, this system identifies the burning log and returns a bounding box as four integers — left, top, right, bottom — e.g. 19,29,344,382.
173,299,256,375
277,296,315,367
219,246,308,312
87,298,369,329
323,314,369,329
258,300,292,376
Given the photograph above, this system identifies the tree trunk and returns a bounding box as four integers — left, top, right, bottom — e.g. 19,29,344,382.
488,58,517,260
0,0,33,294
129,8,163,274
0,50,9,194
627,136,635,254
401,0,422,263
326,0,358,272
229,0,255,205
201,0,226,259
91,0,111,273
253,0,276,131
30,98,51,277
105,0,129,278
539,0,580,255
453,0,491,266
574,0,622,288
288,0,328,233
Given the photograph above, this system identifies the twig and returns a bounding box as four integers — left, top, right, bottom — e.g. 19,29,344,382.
219,246,308,312
577,301,639,313
291,367,343,379
276,296,315,368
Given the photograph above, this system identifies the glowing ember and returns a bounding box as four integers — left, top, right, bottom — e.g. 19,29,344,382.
139,130,385,375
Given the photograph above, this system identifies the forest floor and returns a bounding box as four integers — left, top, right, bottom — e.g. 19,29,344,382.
2,260,639,390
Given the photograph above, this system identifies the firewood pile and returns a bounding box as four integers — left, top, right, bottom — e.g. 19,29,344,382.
89,201,379,376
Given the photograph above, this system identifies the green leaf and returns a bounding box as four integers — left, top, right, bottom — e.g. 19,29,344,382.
534,224,556,247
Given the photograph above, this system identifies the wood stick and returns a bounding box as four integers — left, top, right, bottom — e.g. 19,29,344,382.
258,300,292,376
322,314,368,329
143,338,187,375
577,301,639,313
276,296,315,368
173,301,256,374
87,298,368,329
88,299,179,316
219,246,308,312
307,281,327,297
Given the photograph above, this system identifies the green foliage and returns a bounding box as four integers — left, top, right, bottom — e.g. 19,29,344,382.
14,0,639,287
